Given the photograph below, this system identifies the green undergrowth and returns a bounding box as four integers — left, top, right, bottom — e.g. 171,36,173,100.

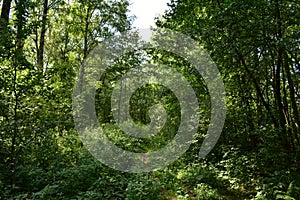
1,125,299,200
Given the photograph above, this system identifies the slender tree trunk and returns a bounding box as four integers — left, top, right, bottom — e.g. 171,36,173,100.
274,0,288,136
83,6,92,59
274,48,287,132
37,0,49,72
10,56,18,192
15,0,27,54
78,6,92,94
282,68,290,126
118,80,123,124
237,53,278,128
9,0,27,191
0,0,12,33
283,51,300,145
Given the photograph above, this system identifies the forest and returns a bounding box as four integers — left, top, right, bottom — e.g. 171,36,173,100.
0,0,300,199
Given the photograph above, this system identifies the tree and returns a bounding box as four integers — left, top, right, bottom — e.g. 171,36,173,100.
0,0,12,33
0,0,132,196
158,0,300,152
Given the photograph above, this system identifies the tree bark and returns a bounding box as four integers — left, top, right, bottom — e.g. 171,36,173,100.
274,0,288,135
37,0,49,71
237,51,278,128
0,0,12,33
284,51,300,145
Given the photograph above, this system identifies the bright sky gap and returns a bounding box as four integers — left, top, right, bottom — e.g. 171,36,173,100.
129,0,170,29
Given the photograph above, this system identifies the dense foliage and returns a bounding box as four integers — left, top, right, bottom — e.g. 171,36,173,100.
1,0,299,199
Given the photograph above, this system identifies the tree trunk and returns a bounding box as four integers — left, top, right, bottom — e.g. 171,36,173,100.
0,0,12,33
274,48,287,133
37,0,49,72
83,6,92,59
284,51,300,145
237,52,278,128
